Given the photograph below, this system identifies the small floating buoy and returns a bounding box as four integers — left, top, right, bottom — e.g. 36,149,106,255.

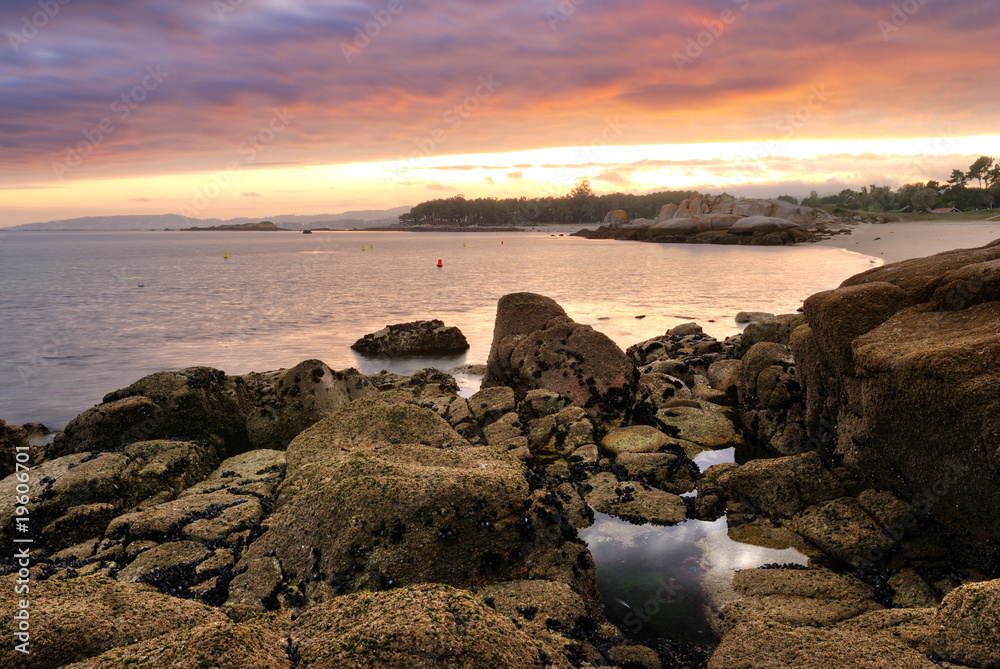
362,246,365,251
437,259,443,268
463,242,466,247
501,241,504,244
370,243,373,249
223,251,228,259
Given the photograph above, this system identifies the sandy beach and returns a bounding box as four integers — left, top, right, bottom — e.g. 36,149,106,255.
817,218,1000,264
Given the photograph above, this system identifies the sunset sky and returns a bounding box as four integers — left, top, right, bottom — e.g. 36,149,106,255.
2,0,999,226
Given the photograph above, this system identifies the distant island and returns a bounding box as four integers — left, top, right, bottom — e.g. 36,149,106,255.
8,206,412,232
181,221,286,231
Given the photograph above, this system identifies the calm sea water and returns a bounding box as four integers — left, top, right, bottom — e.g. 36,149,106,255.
0,230,878,429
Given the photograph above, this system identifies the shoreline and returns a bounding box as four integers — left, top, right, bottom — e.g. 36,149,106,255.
814,218,1000,264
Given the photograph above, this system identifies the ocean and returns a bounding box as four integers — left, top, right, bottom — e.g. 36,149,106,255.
0,229,878,429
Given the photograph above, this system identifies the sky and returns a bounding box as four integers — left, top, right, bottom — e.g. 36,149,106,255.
2,0,999,226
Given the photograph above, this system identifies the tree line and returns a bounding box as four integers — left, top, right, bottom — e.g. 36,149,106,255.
399,156,1000,227
784,156,1000,213
398,182,696,227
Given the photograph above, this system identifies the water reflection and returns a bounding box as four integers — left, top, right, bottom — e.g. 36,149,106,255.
579,512,807,645
0,230,878,427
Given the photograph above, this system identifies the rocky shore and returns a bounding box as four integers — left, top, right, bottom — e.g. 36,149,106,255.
573,195,849,247
2,239,999,668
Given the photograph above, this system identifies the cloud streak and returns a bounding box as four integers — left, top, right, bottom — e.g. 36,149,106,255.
1,0,998,223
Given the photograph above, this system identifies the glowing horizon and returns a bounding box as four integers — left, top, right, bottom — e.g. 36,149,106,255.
2,1,998,225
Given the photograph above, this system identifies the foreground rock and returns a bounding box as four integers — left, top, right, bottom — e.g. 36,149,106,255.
64,621,290,669
293,584,549,668
0,575,227,669
483,292,639,423
351,319,469,357
230,394,598,614
0,439,218,553
792,238,1000,571
738,342,807,455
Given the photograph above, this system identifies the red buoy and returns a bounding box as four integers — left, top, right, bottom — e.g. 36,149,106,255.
437,259,443,267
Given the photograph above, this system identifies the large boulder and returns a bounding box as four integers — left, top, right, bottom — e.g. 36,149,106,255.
709,611,938,669
603,209,628,227
729,216,803,235
929,578,1000,667
51,367,254,459
351,319,470,357
245,360,377,450
719,567,881,633
483,293,639,422
708,451,846,518
793,239,1000,572
741,313,806,348
230,395,594,610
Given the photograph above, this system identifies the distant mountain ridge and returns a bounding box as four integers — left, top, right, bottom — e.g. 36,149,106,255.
10,206,413,231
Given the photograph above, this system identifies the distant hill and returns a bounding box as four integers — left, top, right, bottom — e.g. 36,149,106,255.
183,221,285,231
10,206,413,231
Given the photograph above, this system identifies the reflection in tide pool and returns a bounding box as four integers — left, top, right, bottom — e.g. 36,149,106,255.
579,512,808,645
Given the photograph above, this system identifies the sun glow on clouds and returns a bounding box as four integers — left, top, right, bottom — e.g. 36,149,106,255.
3,0,999,224
366,134,1000,194
5,135,1000,224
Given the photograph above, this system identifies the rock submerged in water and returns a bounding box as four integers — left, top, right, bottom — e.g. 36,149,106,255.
351,319,469,357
